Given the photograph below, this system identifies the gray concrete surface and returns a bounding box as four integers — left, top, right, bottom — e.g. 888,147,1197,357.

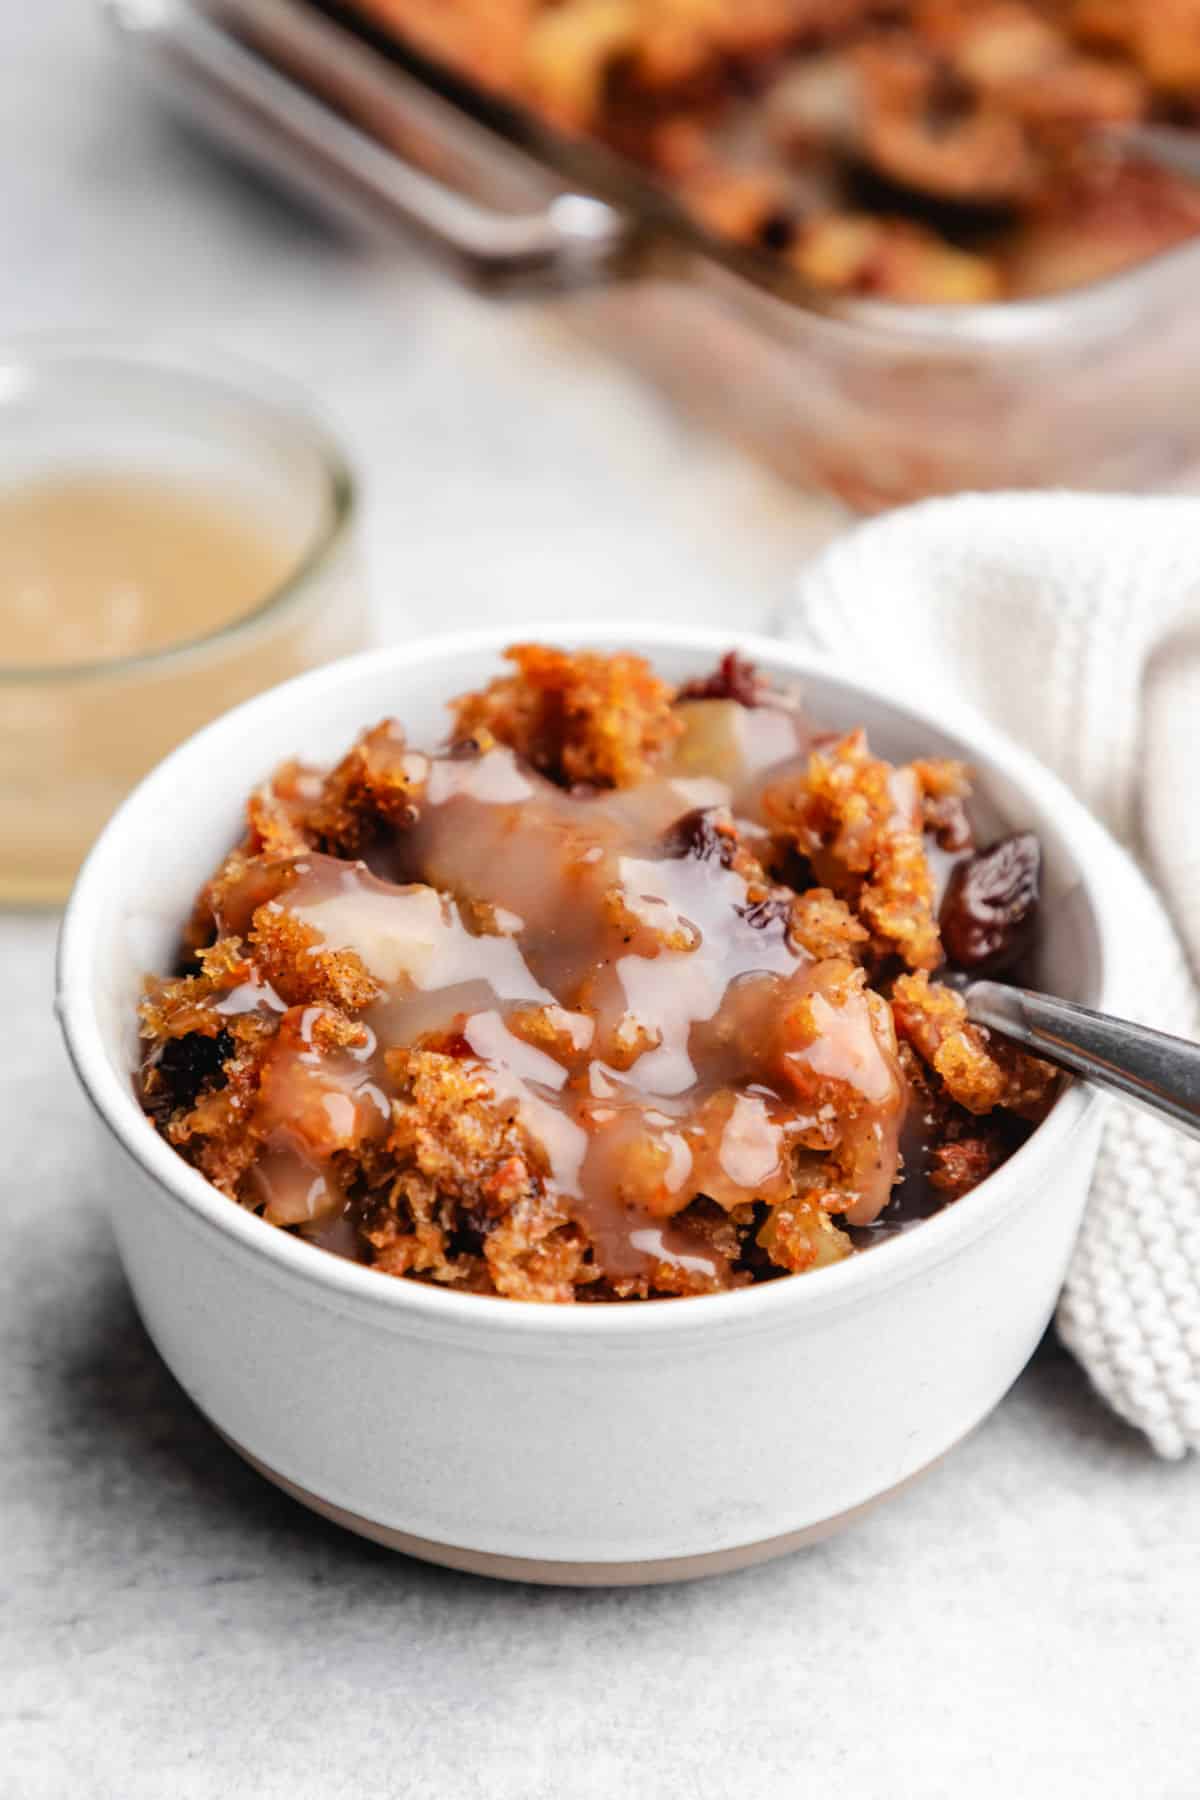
3,7,1198,1796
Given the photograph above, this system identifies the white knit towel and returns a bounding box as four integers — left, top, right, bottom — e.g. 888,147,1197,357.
785,493,1200,1458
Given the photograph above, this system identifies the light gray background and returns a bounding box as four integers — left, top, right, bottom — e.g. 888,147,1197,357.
3,8,1199,1797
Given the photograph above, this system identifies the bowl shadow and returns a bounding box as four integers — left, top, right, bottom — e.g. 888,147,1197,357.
49,1251,467,1589
49,1231,1157,1615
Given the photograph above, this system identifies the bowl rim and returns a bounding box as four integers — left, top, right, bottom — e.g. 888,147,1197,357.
57,621,1117,1339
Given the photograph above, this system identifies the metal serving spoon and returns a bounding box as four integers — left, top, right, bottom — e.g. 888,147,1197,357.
966,982,1200,1142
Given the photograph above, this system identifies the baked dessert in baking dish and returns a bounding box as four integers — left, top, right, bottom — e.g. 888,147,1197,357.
349,0,1200,299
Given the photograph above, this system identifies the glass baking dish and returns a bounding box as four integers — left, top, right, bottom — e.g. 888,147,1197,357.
108,0,1200,508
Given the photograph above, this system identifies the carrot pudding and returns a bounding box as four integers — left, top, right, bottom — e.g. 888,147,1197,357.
138,644,1055,1301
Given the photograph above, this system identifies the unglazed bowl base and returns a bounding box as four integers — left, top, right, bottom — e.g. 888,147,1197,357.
222,1430,940,1586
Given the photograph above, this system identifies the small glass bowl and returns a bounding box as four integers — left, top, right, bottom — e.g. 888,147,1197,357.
0,340,369,904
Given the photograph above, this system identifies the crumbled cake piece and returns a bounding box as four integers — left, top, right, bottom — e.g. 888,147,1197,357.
892,968,1056,1117
761,729,954,970
139,644,1056,1302
450,642,683,789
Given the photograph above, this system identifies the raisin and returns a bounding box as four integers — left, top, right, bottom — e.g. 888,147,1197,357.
940,832,1041,974
677,651,764,707
660,806,738,868
446,1208,489,1259
924,60,976,138
768,843,817,893
925,792,973,852
151,1029,233,1114
739,892,792,931
758,212,795,254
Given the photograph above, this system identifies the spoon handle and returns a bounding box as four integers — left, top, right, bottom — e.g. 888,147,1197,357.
965,981,1200,1142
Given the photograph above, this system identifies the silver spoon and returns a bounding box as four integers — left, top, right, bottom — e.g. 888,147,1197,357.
966,982,1200,1142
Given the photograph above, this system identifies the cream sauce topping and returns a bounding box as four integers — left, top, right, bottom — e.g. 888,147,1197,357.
232,723,905,1278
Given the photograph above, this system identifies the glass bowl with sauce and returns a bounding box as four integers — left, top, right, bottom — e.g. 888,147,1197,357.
0,340,368,904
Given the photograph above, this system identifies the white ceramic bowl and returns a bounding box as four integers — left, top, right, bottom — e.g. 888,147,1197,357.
58,625,1117,1584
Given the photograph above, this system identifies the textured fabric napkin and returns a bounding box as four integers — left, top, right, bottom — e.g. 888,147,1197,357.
785,492,1200,1458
